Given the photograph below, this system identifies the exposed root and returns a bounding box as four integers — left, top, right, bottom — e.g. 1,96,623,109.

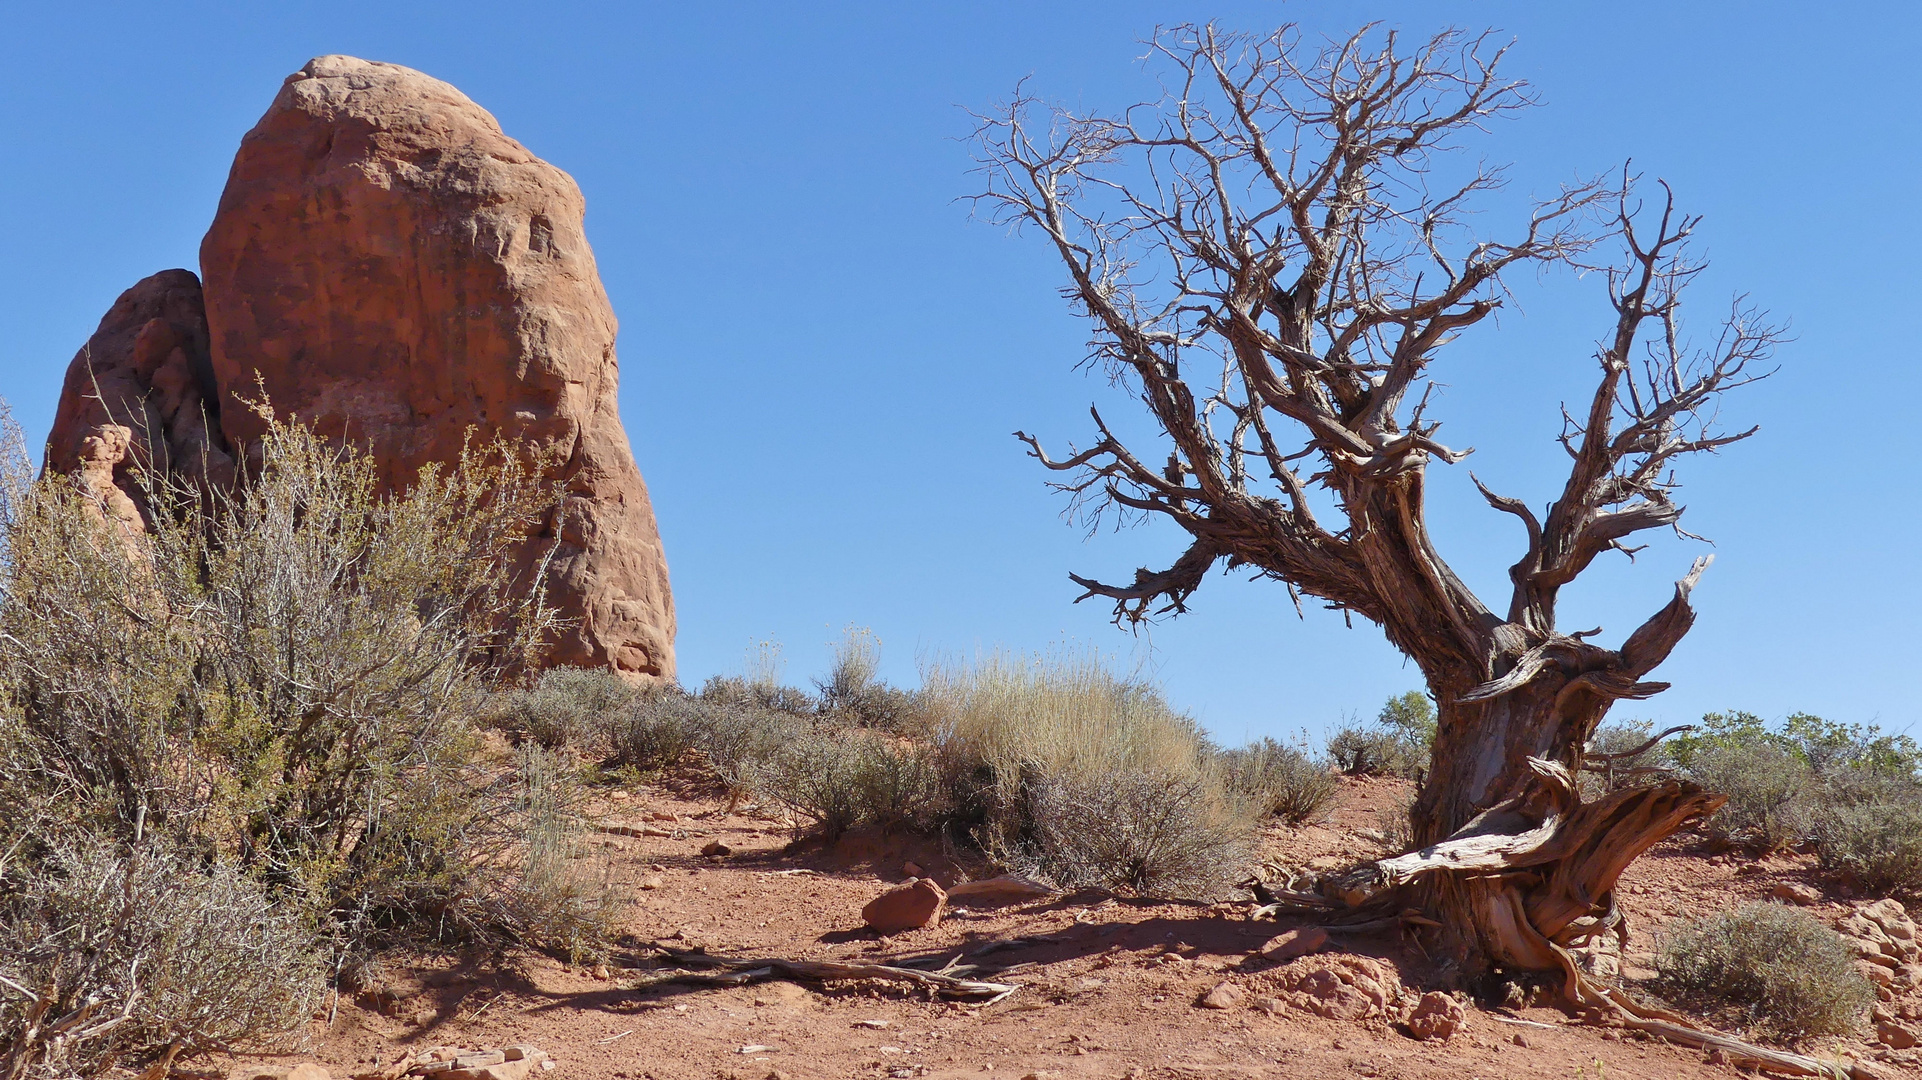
636,946,1020,1003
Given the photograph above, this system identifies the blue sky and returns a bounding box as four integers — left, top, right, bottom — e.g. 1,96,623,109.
2,2,1917,746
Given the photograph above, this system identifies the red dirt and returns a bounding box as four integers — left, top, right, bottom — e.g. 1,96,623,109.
220,775,1919,1080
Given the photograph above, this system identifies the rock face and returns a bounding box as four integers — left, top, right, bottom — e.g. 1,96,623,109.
46,55,673,681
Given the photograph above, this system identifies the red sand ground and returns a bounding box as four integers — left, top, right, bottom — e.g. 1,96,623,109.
221,775,1920,1080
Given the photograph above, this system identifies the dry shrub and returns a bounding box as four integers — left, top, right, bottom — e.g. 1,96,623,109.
1220,737,1338,824
489,667,640,751
754,727,944,841
1327,726,1424,778
1017,768,1253,896
604,688,703,771
1655,901,1872,1040
1686,742,1816,851
917,649,1257,899
0,839,325,1078
1813,787,1922,897
0,402,613,967
815,626,920,733
493,746,615,961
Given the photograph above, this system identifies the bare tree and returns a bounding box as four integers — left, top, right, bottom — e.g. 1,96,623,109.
973,23,1778,988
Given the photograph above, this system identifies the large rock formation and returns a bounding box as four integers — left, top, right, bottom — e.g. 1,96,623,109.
46,55,674,682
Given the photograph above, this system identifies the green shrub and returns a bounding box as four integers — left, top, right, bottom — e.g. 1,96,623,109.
0,839,327,1077
1687,742,1815,851
1656,901,1872,1040
1220,737,1338,824
488,667,640,751
1813,791,1922,897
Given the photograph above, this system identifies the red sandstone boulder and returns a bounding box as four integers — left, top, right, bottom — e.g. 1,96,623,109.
862,878,946,933
46,55,674,681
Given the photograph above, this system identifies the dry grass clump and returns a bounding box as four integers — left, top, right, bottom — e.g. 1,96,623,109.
1655,901,1873,1041
0,838,326,1079
1220,737,1338,824
918,649,1258,899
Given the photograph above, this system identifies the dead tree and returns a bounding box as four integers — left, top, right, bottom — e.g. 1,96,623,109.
972,23,1777,983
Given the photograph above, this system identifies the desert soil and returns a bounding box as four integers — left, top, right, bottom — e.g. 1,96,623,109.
220,774,1919,1080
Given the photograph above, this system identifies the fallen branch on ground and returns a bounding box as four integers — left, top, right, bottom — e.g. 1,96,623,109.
636,947,1020,1003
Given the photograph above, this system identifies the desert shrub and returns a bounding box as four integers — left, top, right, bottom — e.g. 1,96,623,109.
917,649,1257,898
0,839,326,1078
1220,737,1338,824
1667,710,1921,778
1013,768,1254,897
1325,691,1432,779
1578,718,1675,797
0,403,614,964
605,688,705,770
1656,901,1872,1040
755,727,944,841
700,674,816,717
488,667,640,751
815,626,922,733
1686,742,1816,851
491,746,615,961
1327,726,1423,778
1813,792,1922,897
684,696,804,797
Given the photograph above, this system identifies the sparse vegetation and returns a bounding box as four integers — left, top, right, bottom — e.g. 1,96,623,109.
1327,692,1433,779
1655,901,1873,1041
1220,737,1338,824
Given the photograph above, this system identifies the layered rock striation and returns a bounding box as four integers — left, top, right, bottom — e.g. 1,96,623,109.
46,55,674,682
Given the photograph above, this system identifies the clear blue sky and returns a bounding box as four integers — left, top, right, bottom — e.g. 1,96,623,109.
2,1,1916,746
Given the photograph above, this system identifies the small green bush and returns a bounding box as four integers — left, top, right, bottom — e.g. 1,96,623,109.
488,667,640,751
1686,742,1816,851
1814,793,1922,897
1220,738,1338,824
1656,901,1872,1040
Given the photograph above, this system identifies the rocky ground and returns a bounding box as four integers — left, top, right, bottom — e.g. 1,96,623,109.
220,775,1922,1080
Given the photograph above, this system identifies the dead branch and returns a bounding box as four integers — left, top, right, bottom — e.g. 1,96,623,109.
640,947,1020,1003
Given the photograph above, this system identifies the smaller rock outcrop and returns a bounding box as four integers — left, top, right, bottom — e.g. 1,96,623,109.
43,270,234,529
